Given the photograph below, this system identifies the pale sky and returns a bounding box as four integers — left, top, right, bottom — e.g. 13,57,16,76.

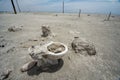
0,0,120,15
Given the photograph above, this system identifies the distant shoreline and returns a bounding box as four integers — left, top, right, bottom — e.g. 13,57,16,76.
0,11,120,16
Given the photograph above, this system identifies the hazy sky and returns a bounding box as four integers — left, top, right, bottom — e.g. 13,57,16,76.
0,0,120,15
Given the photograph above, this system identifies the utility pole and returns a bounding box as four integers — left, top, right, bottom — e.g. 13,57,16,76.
11,0,17,14
16,0,21,12
62,0,64,13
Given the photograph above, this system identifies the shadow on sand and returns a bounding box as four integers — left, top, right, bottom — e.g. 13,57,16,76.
27,59,64,76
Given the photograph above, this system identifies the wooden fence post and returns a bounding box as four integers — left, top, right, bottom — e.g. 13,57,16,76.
62,0,64,13
78,9,81,17
11,0,17,14
107,12,111,21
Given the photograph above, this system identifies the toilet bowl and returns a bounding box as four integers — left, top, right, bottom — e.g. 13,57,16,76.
28,41,68,60
44,41,68,60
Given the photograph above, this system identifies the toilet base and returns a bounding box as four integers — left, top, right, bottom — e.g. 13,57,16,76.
37,58,59,68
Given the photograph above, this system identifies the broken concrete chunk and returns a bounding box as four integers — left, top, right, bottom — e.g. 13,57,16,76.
20,60,37,72
71,37,96,56
41,25,51,37
8,26,22,32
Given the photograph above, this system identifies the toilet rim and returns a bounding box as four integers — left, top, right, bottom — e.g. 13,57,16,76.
28,41,68,56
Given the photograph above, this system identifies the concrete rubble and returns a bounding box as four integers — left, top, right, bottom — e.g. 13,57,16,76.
41,25,51,37
8,26,22,32
71,37,96,56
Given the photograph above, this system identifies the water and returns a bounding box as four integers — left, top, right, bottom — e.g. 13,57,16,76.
0,0,120,15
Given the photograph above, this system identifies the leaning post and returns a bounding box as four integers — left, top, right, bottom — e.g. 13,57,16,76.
11,0,17,14
107,12,111,21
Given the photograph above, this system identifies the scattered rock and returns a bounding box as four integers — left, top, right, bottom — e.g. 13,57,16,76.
8,26,22,32
55,14,58,16
0,36,3,38
20,26,23,27
0,39,7,48
28,39,38,41
71,37,96,56
87,14,90,16
0,45,4,48
111,16,115,18
20,60,37,72
20,40,39,48
41,25,51,37
0,69,12,80
7,47,15,53
68,56,71,60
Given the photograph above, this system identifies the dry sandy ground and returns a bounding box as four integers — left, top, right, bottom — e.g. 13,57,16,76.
0,13,120,80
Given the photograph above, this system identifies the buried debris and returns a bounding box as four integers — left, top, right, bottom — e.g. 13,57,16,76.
0,69,12,80
41,25,51,37
71,37,96,56
8,26,22,32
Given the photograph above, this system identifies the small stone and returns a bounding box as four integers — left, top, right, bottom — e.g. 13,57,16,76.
1,69,12,80
0,45,4,48
87,14,90,16
8,26,22,32
7,47,15,53
0,39,7,48
111,16,115,18
0,36,3,38
71,37,96,56
68,56,71,60
33,40,38,41
55,14,58,16
28,39,38,41
21,26,23,27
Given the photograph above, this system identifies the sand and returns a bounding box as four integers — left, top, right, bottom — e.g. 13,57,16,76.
0,13,120,80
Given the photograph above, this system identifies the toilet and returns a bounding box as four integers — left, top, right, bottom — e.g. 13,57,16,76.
28,41,68,67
